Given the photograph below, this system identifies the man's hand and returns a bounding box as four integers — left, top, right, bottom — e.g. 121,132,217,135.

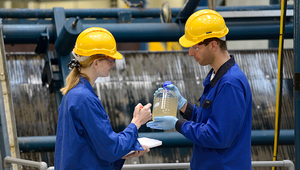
153,85,187,110
146,116,178,130
166,84,187,110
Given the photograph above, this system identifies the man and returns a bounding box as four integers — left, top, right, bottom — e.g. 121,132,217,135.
147,9,252,170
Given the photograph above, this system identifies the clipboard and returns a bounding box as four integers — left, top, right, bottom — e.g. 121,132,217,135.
125,137,162,156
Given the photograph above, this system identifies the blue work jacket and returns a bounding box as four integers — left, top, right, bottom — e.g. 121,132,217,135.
55,77,143,170
175,56,252,170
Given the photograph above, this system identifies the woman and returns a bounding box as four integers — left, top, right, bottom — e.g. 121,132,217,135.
54,27,152,170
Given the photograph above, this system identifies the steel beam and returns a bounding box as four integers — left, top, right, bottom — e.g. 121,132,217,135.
175,0,202,23
294,0,300,169
0,52,10,170
0,20,21,170
50,8,70,111
52,7,71,86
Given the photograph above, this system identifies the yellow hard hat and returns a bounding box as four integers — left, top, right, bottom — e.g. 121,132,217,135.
179,9,229,48
73,27,123,60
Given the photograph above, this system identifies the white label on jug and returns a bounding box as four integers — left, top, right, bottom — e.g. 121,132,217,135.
154,102,160,108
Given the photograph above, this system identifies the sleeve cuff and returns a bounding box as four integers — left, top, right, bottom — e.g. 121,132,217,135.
128,123,139,138
175,119,187,134
181,102,193,120
133,140,144,151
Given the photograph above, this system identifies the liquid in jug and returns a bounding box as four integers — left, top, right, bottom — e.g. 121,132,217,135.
152,81,178,120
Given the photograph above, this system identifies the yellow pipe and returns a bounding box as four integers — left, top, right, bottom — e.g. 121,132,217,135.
272,0,286,169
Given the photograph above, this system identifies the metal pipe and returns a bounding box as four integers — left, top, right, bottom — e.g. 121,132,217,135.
83,23,183,42
0,5,293,18
251,129,294,145
18,136,56,152
121,160,294,170
252,160,295,170
123,163,190,169
175,0,202,22
4,156,48,170
284,160,296,170
2,24,55,44
18,130,294,152
2,22,294,44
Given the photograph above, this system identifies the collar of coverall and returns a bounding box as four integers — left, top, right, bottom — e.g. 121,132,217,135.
207,55,235,87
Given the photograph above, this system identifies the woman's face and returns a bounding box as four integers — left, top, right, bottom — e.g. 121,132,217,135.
96,57,116,77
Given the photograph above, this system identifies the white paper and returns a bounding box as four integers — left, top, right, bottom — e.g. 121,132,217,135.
124,137,162,156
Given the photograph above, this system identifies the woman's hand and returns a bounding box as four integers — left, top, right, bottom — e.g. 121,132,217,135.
122,145,150,159
131,103,152,129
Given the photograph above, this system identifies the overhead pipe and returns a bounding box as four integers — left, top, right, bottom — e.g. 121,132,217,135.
17,130,294,152
0,5,294,19
2,22,294,44
2,24,55,44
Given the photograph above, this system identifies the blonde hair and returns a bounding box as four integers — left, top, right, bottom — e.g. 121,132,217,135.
60,55,105,95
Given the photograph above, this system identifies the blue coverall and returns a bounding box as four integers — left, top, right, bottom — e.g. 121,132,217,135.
175,56,252,170
55,77,143,170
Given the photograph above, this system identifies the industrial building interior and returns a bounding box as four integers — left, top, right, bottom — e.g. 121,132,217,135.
0,0,299,169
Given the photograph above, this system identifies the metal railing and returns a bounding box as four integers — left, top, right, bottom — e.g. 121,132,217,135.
252,160,294,170
121,160,295,170
4,156,48,170
43,160,296,170
122,163,189,169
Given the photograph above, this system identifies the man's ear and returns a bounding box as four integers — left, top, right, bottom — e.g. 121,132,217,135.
210,40,219,52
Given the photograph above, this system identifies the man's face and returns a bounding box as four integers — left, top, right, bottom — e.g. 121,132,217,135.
188,41,214,66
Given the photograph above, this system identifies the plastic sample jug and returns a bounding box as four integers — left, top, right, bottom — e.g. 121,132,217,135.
152,81,178,120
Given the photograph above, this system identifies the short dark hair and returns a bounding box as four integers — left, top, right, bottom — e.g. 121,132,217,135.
200,38,227,51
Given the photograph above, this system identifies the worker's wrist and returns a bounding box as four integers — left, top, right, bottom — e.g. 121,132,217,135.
178,97,187,110
180,102,187,113
131,120,141,129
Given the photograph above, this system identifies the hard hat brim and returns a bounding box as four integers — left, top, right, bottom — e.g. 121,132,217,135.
111,51,123,60
179,35,199,48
